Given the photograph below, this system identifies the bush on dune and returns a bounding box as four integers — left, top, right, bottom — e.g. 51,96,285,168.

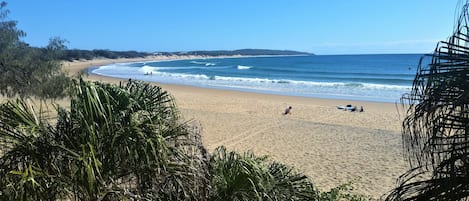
209,146,318,201
0,79,208,200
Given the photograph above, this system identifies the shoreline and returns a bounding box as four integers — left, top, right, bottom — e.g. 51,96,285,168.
64,56,407,198
82,55,406,104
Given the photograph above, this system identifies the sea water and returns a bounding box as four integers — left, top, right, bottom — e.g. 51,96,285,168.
91,54,425,102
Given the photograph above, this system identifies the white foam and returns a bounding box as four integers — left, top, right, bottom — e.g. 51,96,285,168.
93,64,410,92
91,62,412,102
208,75,410,90
190,61,216,66
237,65,252,70
139,65,157,74
92,65,135,74
145,70,210,80
190,61,204,65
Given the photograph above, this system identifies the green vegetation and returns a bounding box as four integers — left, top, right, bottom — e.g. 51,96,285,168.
183,49,312,56
61,48,312,62
0,79,208,200
209,146,317,200
0,2,70,99
386,2,469,200
61,49,152,61
318,183,374,201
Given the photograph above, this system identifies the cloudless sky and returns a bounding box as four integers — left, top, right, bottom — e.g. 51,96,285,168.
5,0,463,55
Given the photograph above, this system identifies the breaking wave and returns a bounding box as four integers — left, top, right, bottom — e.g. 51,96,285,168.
237,65,252,70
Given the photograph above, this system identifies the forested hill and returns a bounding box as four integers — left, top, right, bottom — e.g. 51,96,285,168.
61,49,312,61
183,49,312,56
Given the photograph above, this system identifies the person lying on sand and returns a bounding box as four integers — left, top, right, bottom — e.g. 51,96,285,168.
283,106,292,115
336,105,364,112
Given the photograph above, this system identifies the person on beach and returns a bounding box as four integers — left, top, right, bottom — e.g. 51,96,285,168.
283,106,292,115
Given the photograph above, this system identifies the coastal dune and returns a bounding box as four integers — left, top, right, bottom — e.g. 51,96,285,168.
63,57,408,198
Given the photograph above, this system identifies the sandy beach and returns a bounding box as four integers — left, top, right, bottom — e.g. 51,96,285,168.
60,57,407,198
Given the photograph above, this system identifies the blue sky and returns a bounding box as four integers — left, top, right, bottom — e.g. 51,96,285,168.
6,0,461,55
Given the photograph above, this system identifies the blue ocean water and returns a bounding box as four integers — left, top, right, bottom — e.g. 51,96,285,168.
91,54,424,102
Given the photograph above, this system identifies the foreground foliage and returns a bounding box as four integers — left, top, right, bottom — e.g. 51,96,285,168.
209,146,318,201
386,2,469,201
0,79,208,200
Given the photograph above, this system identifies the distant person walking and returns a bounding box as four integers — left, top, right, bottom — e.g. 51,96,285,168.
283,106,292,115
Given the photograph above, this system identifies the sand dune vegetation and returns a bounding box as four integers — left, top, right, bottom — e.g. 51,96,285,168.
0,79,208,200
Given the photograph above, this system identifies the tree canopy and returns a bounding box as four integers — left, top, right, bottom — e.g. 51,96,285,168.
0,2,69,98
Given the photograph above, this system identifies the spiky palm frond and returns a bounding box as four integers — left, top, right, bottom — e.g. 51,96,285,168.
209,146,269,201
387,2,469,200
267,162,318,200
63,78,209,200
0,78,209,200
0,99,68,200
209,146,318,201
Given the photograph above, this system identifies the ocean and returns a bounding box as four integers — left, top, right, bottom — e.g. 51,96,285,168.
91,54,425,102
